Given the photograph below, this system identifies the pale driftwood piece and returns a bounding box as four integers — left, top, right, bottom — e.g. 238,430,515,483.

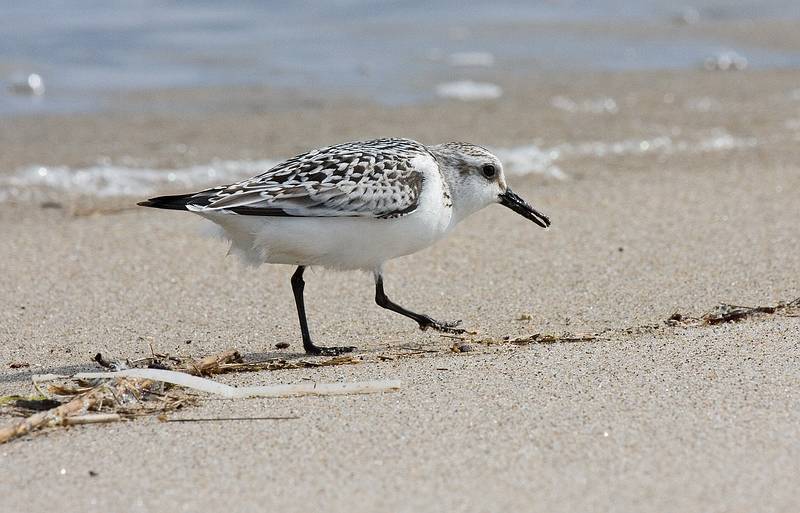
73,369,401,399
176,349,242,376
64,413,121,425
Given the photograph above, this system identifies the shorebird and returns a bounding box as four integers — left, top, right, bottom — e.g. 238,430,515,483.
139,138,550,355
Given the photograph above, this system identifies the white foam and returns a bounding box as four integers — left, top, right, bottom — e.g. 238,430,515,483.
703,50,748,71
493,145,567,180
496,130,756,178
435,81,503,101
0,159,277,202
0,131,759,202
553,131,756,159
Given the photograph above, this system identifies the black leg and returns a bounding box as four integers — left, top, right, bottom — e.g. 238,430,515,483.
291,266,355,356
374,272,465,334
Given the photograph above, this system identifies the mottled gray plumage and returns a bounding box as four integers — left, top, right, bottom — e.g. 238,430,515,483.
183,138,433,218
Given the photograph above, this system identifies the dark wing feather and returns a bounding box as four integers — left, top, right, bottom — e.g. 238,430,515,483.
185,138,430,218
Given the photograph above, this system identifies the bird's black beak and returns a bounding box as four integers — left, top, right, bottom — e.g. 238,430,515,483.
498,188,551,228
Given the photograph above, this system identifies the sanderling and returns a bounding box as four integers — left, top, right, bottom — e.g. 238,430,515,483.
139,138,550,355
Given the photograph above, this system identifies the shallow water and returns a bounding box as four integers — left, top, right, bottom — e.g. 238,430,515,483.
2,0,800,115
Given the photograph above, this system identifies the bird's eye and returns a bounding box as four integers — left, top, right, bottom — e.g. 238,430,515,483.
482,164,496,178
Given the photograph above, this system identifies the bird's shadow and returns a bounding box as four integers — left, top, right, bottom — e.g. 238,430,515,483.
242,350,308,362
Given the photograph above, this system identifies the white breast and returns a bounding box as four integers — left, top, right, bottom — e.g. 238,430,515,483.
199,153,453,271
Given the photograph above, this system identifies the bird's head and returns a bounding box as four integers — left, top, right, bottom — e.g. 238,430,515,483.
429,142,550,228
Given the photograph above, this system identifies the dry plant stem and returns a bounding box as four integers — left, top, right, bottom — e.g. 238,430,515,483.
94,349,357,375
0,379,153,444
216,355,360,373
470,297,800,349
177,349,243,376
0,389,103,444
64,413,121,425
512,333,599,345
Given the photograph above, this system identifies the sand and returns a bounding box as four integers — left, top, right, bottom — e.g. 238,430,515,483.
1,69,799,512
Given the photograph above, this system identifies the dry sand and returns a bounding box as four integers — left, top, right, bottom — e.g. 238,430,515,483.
1,69,799,512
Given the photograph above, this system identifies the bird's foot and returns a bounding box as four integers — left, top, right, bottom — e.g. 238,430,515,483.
304,343,356,356
418,318,466,334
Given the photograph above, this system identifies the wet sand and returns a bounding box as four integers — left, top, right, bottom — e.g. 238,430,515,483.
1,69,799,512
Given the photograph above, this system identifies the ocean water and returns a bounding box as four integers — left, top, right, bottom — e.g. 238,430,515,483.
2,0,800,115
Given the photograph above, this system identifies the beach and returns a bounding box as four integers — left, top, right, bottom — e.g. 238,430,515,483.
1,67,799,512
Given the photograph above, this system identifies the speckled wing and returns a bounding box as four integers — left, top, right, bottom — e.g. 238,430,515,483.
185,139,430,219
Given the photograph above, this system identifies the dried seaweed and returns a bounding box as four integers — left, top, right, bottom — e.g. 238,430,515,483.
510,333,600,345
669,297,800,326
214,355,360,373
450,342,475,353
3,296,796,444
500,297,800,348
0,377,175,443
380,349,439,359
703,304,776,324
453,297,800,351
94,349,360,376
0,348,377,443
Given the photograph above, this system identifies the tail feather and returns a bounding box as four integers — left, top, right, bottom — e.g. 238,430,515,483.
137,193,197,211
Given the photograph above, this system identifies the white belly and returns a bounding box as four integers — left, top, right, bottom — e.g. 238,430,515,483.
199,166,453,271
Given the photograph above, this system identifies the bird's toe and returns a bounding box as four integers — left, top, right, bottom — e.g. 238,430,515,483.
419,318,466,334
